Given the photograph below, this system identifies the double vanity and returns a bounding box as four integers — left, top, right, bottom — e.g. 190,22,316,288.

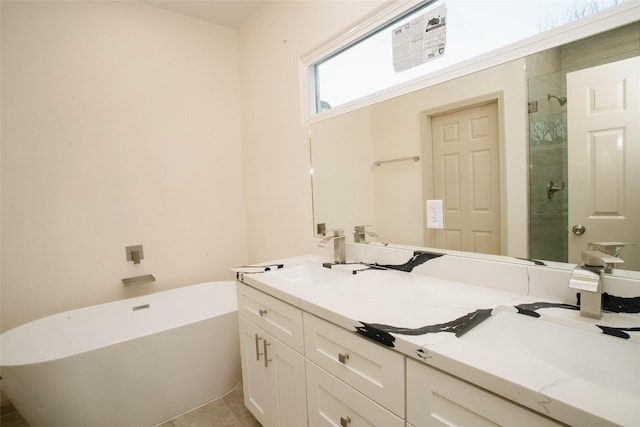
234,242,640,426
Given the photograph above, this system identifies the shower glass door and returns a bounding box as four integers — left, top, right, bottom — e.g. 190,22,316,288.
528,71,568,263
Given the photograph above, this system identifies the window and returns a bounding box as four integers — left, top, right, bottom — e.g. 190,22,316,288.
309,0,623,115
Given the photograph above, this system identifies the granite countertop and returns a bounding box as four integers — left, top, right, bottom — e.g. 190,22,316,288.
236,252,640,426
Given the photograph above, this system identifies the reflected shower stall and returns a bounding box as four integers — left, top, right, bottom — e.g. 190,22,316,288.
526,22,639,263
528,71,568,263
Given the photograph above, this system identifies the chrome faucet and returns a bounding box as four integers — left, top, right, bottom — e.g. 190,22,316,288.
569,250,624,319
353,225,378,244
318,228,346,264
588,242,632,273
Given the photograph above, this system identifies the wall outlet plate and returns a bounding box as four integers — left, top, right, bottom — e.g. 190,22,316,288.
426,200,444,229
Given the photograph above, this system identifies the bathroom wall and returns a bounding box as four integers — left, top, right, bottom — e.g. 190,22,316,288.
311,107,376,234
369,60,528,253
238,0,390,263
308,58,529,255
1,1,248,331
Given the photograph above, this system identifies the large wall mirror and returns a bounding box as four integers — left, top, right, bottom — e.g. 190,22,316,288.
310,16,640,274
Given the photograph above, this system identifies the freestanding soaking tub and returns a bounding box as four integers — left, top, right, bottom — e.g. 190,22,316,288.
0,281,240,427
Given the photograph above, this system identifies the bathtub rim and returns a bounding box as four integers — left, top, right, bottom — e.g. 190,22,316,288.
0,280,238,367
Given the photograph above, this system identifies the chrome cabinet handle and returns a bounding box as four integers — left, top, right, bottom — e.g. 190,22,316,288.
259,308,268,317
263,340,272,367
338,352,349,364
340,416,351,426
255,334,263,361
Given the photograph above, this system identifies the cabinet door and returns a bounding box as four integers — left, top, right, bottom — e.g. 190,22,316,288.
239,315,274,427
268,329,307,427
237,282,304,352
239,315,307,427
307,361,404,427
407,359,563,427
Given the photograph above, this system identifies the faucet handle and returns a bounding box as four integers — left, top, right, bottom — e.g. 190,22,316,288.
589,242,634,258
581,250,624,268
316,223,344,237
354,225,378,235
354,225,378,243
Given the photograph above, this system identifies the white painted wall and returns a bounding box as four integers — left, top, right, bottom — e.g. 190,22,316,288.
370,59,529,255
311,107,376,240
307,59,528,255
1,1,247,332
238,0,390,263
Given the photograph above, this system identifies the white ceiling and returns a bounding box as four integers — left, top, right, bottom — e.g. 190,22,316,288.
145,1,262,28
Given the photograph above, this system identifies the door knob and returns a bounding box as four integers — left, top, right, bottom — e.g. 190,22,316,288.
572,224,586,235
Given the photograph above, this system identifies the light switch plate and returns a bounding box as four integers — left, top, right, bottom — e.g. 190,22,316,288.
426,200,444,229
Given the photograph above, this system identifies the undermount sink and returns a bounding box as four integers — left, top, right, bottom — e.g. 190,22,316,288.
264,263,350,286
460,309,640,396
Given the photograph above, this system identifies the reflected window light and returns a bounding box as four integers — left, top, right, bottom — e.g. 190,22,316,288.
311,0,623,115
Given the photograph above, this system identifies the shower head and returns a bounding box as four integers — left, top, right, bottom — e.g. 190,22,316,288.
547,93,567,106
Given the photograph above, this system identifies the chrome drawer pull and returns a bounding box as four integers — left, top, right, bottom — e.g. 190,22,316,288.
263,340,272,367
255,334,263,361
338,352,349,364
340,416,351,426
259,308,268,317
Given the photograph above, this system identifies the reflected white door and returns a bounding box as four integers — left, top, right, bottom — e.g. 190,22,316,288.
568,56,640,270
427,102,501,254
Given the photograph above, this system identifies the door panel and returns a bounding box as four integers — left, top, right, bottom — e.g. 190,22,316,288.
427,102,501,254
568,56,640,270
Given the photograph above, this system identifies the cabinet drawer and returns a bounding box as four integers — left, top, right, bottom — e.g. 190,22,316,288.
236,282,304,353
407,359,563,426
306,361,404,427
304,313,405,417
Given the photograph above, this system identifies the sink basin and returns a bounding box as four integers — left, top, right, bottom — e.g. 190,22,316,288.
264,263,349,286
460,310,640,396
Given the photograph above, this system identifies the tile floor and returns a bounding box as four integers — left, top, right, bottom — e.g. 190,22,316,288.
0,382,261,427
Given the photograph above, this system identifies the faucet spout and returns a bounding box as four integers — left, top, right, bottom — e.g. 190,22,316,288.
569,250,624,319
318,228,346,264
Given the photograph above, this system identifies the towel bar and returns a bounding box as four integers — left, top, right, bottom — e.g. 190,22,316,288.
373,156,420,166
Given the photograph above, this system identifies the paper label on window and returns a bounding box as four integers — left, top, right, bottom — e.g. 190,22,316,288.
392,5,447,73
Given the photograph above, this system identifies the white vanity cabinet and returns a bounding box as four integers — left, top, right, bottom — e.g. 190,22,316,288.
236,283,307,427
306,361,404,427
236,281,304,352
237,278,567,427
304,313,405,416
304,313,405,427
237,281,406,427
406,359,564,427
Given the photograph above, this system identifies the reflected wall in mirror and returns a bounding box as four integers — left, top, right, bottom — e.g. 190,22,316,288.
310,22,640,272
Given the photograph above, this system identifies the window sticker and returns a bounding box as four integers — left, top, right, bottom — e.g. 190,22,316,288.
392,4,447,73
